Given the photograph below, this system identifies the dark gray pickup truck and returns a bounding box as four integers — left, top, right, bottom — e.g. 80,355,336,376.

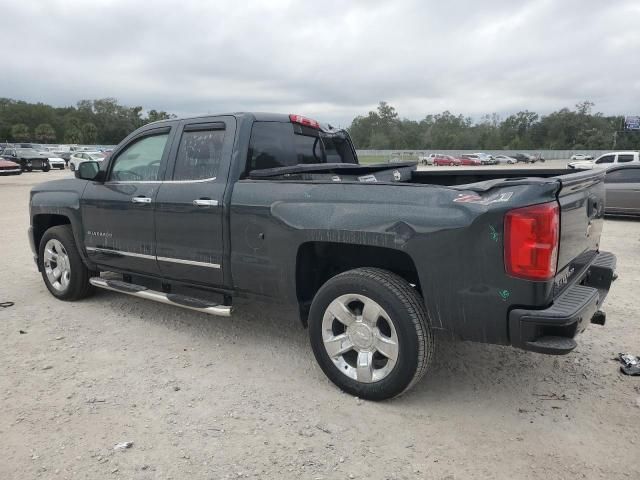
29,112,617,399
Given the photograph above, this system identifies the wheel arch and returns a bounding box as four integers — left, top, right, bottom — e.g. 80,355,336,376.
31,213,94,271
295,241,422,326
32,214,72,252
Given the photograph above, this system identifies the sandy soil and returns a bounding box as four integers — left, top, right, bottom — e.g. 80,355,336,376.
1,169,638,480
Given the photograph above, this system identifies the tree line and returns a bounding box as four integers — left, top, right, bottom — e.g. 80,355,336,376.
0,97,175,145
348,101,639,150
2,97,638,150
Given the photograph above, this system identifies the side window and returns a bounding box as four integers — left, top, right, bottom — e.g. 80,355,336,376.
604,170,625,183
247,122,296,172
606,168,640,183
617,154,635,163
172,127,225,181
627,169,640,182
596,155,614,164
110,133,169,182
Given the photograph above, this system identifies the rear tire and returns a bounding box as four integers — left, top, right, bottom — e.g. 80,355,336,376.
38,225,95,301
309,268,433,400
69,163,75,172
42,164,51,172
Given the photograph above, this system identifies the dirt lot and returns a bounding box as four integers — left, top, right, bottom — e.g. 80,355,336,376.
1,169,638,480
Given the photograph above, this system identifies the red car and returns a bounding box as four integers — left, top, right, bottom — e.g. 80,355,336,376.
459,154,482,166
0,157,22,175
433,154,461,166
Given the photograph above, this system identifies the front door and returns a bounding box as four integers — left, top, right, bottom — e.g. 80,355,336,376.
81,126,174,275
154,117,236,286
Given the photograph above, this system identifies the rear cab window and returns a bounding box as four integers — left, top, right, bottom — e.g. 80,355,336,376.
246,121,356,175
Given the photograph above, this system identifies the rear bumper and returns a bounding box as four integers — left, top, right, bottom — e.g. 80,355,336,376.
509,251,616,354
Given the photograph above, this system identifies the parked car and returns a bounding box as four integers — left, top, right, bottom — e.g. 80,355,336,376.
0,143,16,154
494,155,517,164
570,153,593,161
53,150,73,165
1,147,51,171
604,165,640,216
419,153,439,165
46,156,66,169
458,154,481,166
0,157,22,175
569,151,640,170
69,151,105,171
460,154,484,165
433,154,461,166
474,153,497,165
29,112,616,400
512,153,534,163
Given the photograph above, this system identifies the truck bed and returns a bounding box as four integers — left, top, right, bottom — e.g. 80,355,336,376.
249,162,578,187
409,168,577,186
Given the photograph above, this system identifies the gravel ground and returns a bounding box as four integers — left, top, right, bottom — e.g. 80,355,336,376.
1,169,639,480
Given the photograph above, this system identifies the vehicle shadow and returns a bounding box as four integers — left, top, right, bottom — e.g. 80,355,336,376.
91,290,597,409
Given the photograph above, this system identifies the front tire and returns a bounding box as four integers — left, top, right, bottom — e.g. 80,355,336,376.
69,163,75,172
309,268,433,400
42,164,51,172
38,225,95,300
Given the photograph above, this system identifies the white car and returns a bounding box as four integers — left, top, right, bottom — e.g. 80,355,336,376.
46,156,66,169
570,153,593,161
569,151,640,170
494,155,517,164
69,151,105,171
419,153,439,165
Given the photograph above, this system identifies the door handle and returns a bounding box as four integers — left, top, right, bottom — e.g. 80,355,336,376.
132,196,152,204
193,199,218,207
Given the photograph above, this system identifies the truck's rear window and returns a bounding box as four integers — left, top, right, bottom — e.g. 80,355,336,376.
247,121,356,173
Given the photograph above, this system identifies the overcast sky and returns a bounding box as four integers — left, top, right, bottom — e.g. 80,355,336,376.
1,0,639,126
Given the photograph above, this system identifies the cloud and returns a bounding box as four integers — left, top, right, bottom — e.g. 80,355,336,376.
1,0,638,126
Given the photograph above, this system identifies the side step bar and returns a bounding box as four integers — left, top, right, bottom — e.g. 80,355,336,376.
89,277,232,317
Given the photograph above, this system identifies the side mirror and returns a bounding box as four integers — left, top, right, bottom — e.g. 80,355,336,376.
75,161,104,181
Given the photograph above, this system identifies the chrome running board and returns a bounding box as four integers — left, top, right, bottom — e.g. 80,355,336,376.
89,277,232,317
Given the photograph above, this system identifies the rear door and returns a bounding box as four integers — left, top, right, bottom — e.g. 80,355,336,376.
154,116,236,286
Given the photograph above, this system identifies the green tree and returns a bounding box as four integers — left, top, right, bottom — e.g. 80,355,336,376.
64,126,83,144
82,122,98,144
34,123,56,143
369,131,390,149
11,123,30,142
146,109,174,123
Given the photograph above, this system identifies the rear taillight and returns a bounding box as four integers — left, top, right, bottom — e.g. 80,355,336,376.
289,114,320,129
504,202,559,281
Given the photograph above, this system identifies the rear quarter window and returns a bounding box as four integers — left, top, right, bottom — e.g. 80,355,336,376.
247,121,356,175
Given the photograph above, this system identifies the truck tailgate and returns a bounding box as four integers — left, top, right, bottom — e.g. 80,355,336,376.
555,169,606,272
